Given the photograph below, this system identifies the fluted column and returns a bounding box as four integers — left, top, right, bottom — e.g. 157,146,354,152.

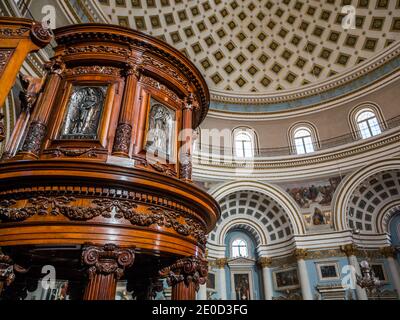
294,249,313,300
342,244,368,300
258,257,273,300
159,256,208,300
112,62,141,157
82,244,135,300
18,57,65,159
215,258,228,300
381,246,400,299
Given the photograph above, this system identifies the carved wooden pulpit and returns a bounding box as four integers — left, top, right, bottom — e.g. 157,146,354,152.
0,23,220,300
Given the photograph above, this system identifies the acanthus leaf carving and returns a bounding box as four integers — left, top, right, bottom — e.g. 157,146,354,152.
0,27,30,37
66,65,121,77
159,256,208,291
51,147,98,158
149,161,176,177
82,243,135,280
0,196,207,246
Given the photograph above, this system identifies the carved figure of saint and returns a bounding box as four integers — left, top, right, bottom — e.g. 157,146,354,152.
61,86,106,139
146,101,175,158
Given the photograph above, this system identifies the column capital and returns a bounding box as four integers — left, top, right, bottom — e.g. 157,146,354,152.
215,258,228,269
380,246,397,258
159,256,208,292
124,61,142,79
258,257,273,268
294,249,308,260
182,93,194,111
82,243,135,280
341,244,358,257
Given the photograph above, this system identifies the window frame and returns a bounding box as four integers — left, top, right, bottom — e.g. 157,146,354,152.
231,238,249,258
355,110,382,139
288,122,319,155
348,103,386,140
232,127,258,159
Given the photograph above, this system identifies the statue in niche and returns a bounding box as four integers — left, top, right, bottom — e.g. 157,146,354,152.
145,99,175,159
312,208,326,225
60,86,107,139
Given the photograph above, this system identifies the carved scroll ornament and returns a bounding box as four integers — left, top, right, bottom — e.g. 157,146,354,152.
82,244,135,280
0,197,207,247
159,256,208,291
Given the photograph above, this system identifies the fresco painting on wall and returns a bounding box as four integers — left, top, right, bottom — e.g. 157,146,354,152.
286,177,342,209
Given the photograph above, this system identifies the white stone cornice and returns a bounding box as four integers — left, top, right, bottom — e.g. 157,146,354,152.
207,231,391,260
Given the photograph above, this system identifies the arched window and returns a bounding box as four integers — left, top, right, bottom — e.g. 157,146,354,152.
294,127,315,155
356,110,382,139
232,239,248,258
234,131,254,158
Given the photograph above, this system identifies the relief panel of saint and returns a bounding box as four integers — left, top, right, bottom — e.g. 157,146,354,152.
145,98,176,160
59,86,107,140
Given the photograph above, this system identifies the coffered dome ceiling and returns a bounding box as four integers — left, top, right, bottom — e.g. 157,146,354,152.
98,0,400,97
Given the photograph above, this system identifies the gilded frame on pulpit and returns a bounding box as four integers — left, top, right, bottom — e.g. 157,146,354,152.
46,80,119,150
143,95,178,163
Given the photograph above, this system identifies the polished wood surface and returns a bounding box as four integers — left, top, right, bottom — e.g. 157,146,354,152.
0,23,219,300
0,18,52,111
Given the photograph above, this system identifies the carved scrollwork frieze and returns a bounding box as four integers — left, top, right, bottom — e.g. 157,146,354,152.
0,195,207,246
64,45,131,57
0,27,30,37
49,147,99,158
141,56,190,91
65,66,122,77
140,76,180,104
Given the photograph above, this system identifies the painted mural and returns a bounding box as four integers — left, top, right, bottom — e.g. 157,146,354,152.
285,177,342,209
